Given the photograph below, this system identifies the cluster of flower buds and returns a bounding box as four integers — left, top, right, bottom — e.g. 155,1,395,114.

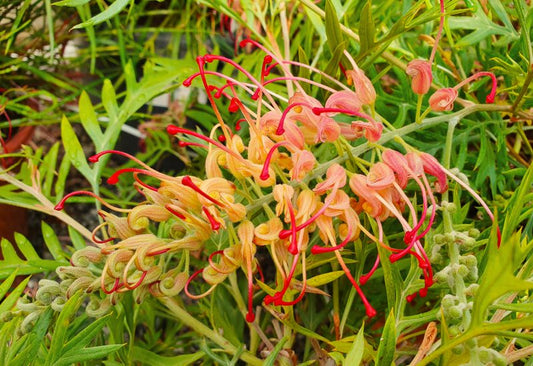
406,1,498,109
53,37,498,323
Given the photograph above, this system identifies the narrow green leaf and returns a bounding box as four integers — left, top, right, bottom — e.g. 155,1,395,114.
55,344,124,366
358,1,375,56
264,336,289,366
62,315,111,355
0,270,19,299
101,80,119,122
307,271,344,287
41,143,60,198
12,308,53,366
5,0,32,53
345,323,365,366
1,238,20,264
325,0,344,54
61,115,93,182
375,310,396,366
53,0,90,6
298,47,311,94
41,221,68,262
72,0,130,29
490,302,533,313
54,155,71,199
0,277,30,314
45,293,83,365
323,41,346,79
131,347,204,366
502,164,533,242
14,232,40,260
78,91,103,145
67,226,87,251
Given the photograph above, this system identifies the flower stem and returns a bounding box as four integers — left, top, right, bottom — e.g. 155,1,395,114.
415,94,424,124
160,297,264,366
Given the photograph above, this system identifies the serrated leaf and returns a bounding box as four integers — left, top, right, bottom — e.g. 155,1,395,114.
72,0,130,29
0,270,19,298
61,115,93,182
358,1,375,56
131,347,204,366
79,91,103,145
375,310,396,366
345,323,365,366
307,271,344,287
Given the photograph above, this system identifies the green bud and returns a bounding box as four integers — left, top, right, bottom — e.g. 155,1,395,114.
442,294,456,308
468,228,480,238
456,264,469,278
478,347,492,363
0,311,13,322
465,283,479,296
451,344,464,355
448,305,462,320
433,234,445,244
444,232,455,244
448,325,461,337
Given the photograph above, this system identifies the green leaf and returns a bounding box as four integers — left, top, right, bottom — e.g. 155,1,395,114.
502,164,533,242
307,271,344,287
78,91,103,145
325,0,344,55
263,336,289,366
0,238,62,279
41,221,68,262
323,41,346,79
345,323,365,366
358,1,375,57
472,232,533,327
61,315,111,355
101,80,119,122
67,226,87,251
0,275,29,314
298,47,311,94
41,143,60,198
45,292,84,365
72,0,131,29
131,347,204,366
55,344,124,366
0,270,19,299
375,310,396,366
61,115,93,182
10,308,54,366
489,302,533,313
53,0,90,6
14,233,40,261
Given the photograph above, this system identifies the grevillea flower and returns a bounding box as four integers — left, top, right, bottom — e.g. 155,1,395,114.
406,60,433,95
429,71,498,111
429,88,458,111
346,68,376,105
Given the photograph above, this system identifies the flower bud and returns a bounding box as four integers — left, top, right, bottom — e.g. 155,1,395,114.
346,68,376,105
406,60,432,95
429,88,458,111
71,246,103,267
51,296,67,312
86,296,112,317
